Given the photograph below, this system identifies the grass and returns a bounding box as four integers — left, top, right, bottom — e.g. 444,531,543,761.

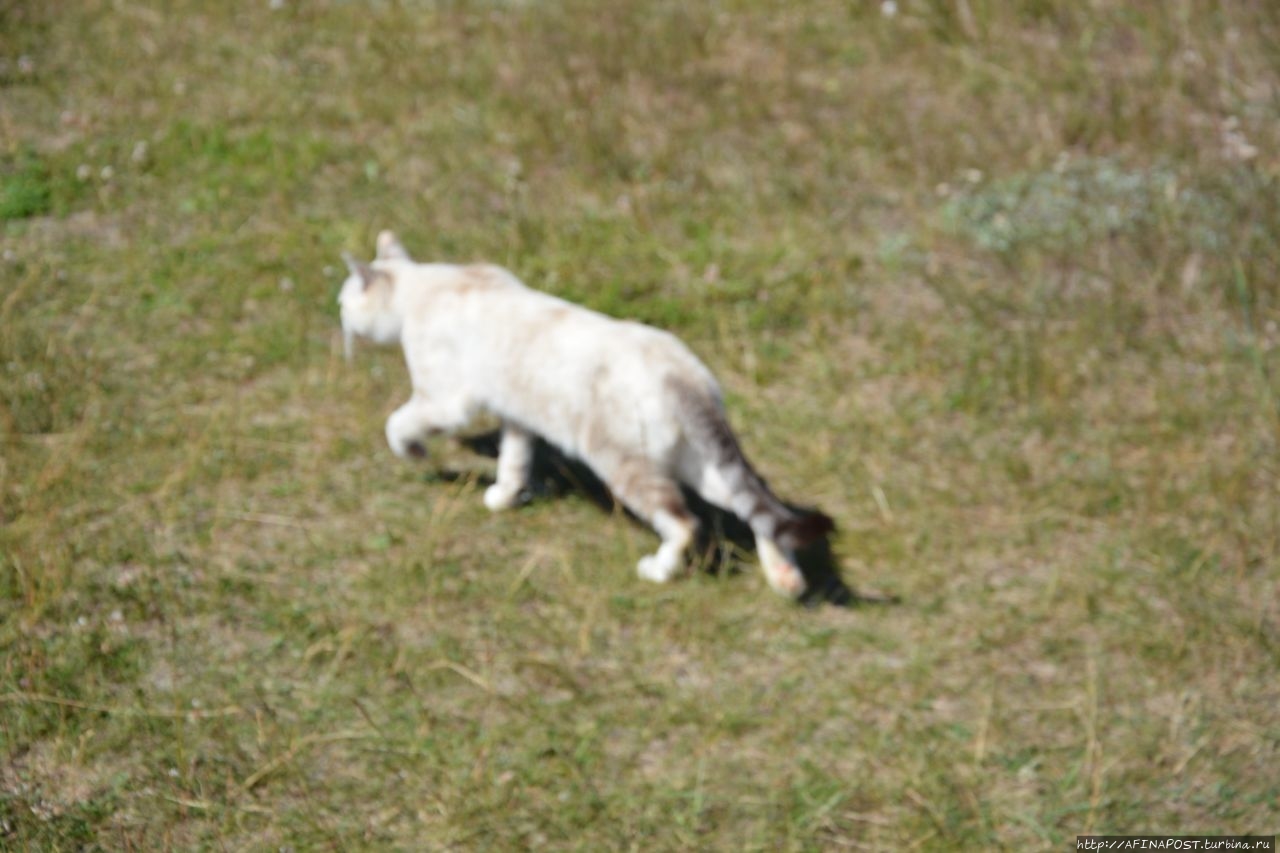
2,0,1278,848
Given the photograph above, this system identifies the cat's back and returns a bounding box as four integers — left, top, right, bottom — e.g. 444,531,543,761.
388,262,529,337
398,260,710,383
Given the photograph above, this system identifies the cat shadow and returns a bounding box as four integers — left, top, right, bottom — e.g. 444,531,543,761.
455,430,898,609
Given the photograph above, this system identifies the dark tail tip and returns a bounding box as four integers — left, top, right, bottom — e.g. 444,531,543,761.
778,510,835,550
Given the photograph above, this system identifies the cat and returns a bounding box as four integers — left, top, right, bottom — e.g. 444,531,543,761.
338,231,833,597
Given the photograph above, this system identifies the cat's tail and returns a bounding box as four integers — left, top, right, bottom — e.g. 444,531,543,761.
669,379,835,553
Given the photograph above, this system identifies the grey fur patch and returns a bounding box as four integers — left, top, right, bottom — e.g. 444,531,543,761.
666,377,831,549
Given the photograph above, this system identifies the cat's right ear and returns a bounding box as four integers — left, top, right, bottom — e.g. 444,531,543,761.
342,252,379,291
376,230,411,261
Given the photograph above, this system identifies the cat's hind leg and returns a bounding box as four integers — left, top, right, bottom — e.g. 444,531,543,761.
605,458,698,583
484,423,533,511
638,507,697,583
753,535,807,598
385,394,471,459
682,458,806,598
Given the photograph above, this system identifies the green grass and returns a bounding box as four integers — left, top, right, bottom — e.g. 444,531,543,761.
2,0,1278,848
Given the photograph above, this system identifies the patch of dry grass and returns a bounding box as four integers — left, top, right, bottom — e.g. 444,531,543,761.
2,0,1278,848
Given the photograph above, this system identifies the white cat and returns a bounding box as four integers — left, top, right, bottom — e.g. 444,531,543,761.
338,231,833,597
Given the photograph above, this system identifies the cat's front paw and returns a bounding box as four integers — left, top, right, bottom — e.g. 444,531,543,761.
388,435,428,460
386,420,427,460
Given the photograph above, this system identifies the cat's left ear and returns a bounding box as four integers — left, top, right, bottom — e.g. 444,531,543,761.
342,252,381,291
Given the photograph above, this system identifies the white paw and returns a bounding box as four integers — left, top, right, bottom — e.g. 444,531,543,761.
387,436,427,460
764,560,807,598
483,484,520,511
637,554,678,583
386,419,427,460
757,538,807,598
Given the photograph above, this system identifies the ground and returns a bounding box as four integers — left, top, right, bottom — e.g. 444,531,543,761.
1,1,1278,849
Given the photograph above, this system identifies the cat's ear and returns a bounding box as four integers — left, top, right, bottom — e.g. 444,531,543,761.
342,252,381,291
376,230,411,261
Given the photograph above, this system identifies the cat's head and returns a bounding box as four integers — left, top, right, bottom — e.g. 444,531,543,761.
338,231,412,360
